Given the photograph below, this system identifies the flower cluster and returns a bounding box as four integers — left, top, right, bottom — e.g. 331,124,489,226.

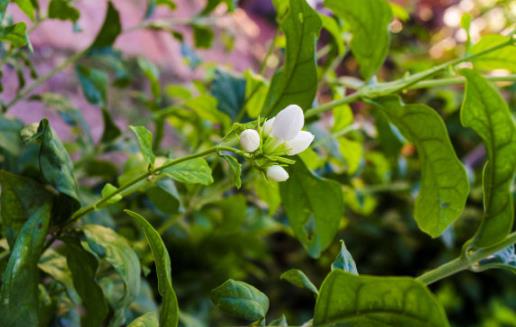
239,105,314,182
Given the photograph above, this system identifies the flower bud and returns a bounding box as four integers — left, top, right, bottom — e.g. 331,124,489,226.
263,117,275,135
270,104,304,141
286,131,315,155
266,165,289,182
239,129,260,152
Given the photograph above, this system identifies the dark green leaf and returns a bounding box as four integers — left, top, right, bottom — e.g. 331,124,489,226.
326,0,392,80
64,237,109,327
372,96,469,238
100,107,122,143
460,69,516,247
0,203,52,327
192,24,214,49
48,0,80,22
128,312,159,327
0,115,23,156
320,14,345,56
314,271,450,327
0,0,8,22
0,170,52,247
0,22,29,48
211,69,246,120
263,0,321,116
130,125,156,165
280,269,318,295
211,279,269,321
125,210,179,327
280,159,344,258
222,155,242,189
88,1,121,52
76,65,108,106
331,240,358,274
100,183,123,205
163,158,213,185
13,0,35,20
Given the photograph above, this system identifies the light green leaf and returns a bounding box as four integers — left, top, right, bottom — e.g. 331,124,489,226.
0,203,52,327
280,159,344,258
0,170,52,247
222,155,242,189
320,14,345,56
211,69,246,120
130,125,156,165
280,269,318,295
48,0,80,22
269,314,289,327
76,65,108,106
100,183,123,205
243,69,268,118
82,224,141,319
64,237,109,327
125,210,179,327
460,69,516,247
471,35,516,72
138,57,161,100
0,22,29,48
163,158,213,185
314,270,450,327
128,312,159,327
147,179,183,214
88,1,121,51
372,96,469,238
263,0,321,116
13,0,35,20
0,116,23,155
331,240,358,274
211,279,269,322
326,0,392,80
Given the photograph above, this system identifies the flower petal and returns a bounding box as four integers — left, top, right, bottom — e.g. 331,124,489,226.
266,165,289,182
271,104,304,141
286,131,315,155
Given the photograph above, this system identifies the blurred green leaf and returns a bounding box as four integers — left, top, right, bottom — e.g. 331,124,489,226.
100,107,122,143
314,271,450,326
476,245,516,273
128,312,159,327
243,70,268,118
471,35,516,72
280,269,318,295
320,14,345,56
100,183,123,205
125,210,180,327
211,279,269,322
199,0,237,15
13,0,35,20
48,0,80,22
222,155,242,189
264,0,321,116
0,22,29,48
0,170,52,247
331,240,358,275
326,0,392,80
373,96,469,238
211,69,246,120
0,203,51,327
88,1,121,51
0,116,23,156
192,24,214,49
280,159,344,258
461,69,516,247
64,237,109,327
163,158,213,185
130,125,156,165
76,65,108,106
138,58,161,100
147,179,182,214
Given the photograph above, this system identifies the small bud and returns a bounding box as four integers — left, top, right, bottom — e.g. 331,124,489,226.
240,129,260,152
263,117,275,135
270,105,304,141
286,131,315,155
266,165,289,182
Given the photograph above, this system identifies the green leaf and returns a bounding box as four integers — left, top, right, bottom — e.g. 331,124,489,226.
64,237,109,327
372,96,469,238
269,315,289,327
211,69,246,120
100,107,122,142
128,312,159,327
192,23,214,49
0,115,23,155
331,240,358,274
138,57,161,100
0,0,8,22
280,159,344,258
326,0,392,80
0,203,52,327
82,225,141,318
211,279,269,322
222,155,242,189
471,35,516,72
13,0,35,20
314,271,450,327
163,158,214,185
147,179,183,214
130,125,156,165
243,69,268,118
0,170,52,247
125,210,180,327
101,183,123,205
48,0,80,22
76,65,108,106
263,0,321,116
460,69,516,247
280,269,318,295
0,22,29,48
88,1,121,51
36,119,81,219
199,0,237,15
320,14,345,56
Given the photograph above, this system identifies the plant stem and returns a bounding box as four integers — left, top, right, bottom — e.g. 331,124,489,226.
406,74,516,90
417,232,516,285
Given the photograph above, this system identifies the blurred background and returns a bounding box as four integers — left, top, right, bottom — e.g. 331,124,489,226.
1,0,515,326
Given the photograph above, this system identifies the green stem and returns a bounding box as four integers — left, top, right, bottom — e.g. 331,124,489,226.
417,232,516,285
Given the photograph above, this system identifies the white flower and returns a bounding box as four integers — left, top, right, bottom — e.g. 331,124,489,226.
239,129,260,152
285,131,315,155
266,165,289,182
263,117,275,135
270,104,304,141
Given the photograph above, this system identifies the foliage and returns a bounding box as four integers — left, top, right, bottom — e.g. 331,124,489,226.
0,0,514,326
